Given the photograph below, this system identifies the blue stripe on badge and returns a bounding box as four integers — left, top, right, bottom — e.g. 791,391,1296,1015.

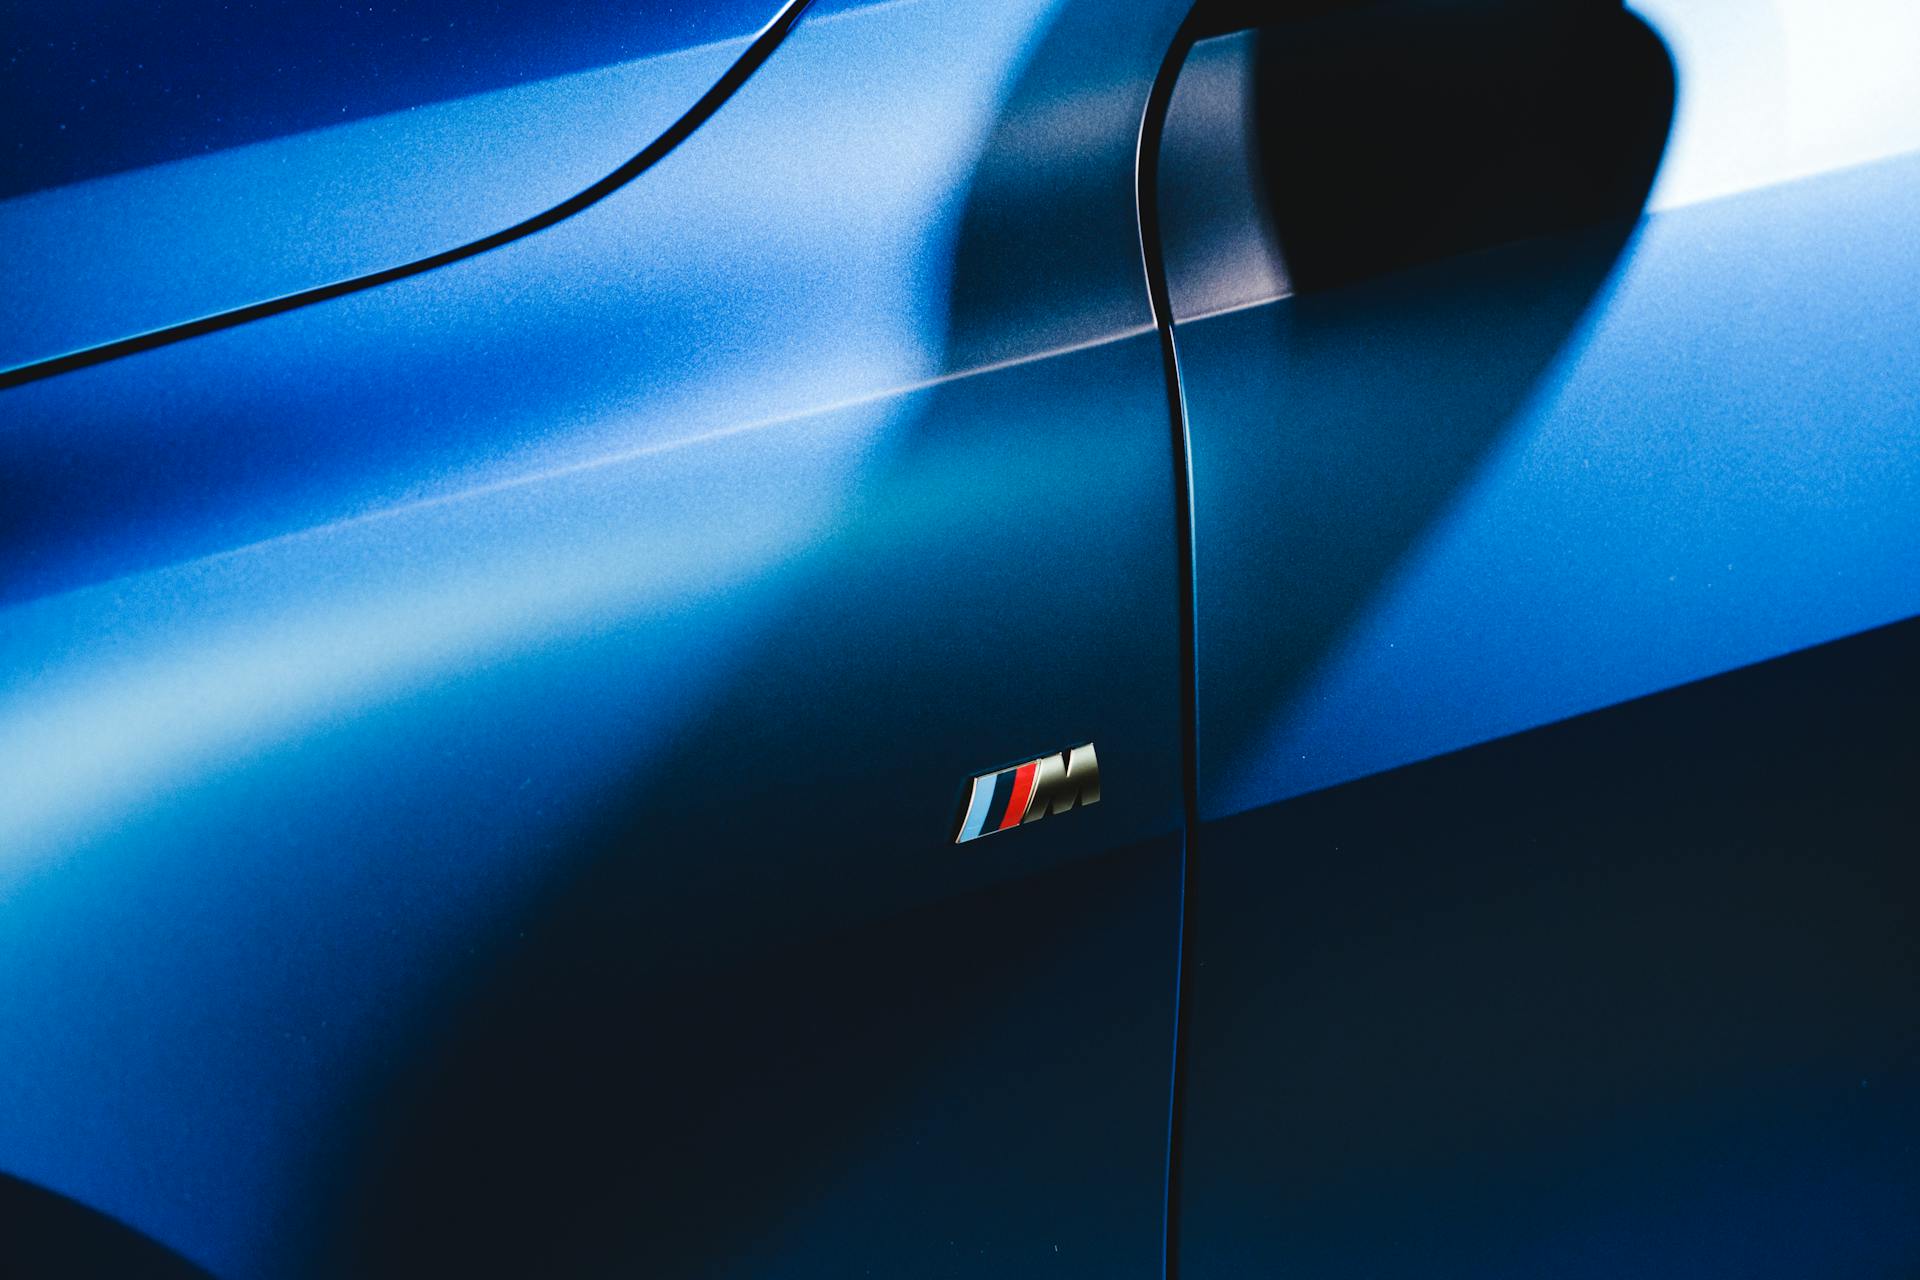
956,769,1003,842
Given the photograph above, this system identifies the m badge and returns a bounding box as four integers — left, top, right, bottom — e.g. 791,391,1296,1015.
954,743,1100,843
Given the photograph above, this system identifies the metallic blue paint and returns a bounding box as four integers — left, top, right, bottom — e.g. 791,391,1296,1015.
0,0,1192,1273
1171,0,1920,816
3,0,790,197
0,2,800,374
1188,151,1920,814
4,0,1919,1273
1175,617,1920,1278
1164,0,1920,1274
2,0,1177,606
0,39,743,372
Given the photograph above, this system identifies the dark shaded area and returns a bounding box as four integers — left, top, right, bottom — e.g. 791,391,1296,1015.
1176,615,1920,1276
0,0,782,200
319,839,1181,1277
0,1174,213,1279
1165,0,1674,792
938,1,1188,372
1245,0,1673,291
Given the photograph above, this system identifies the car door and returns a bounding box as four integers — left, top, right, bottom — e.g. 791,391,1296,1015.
0,1,1198,1275
1158,0,1920,1272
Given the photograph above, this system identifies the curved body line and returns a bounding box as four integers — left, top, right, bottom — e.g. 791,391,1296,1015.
1132,9,1208,1280
0,0,816,392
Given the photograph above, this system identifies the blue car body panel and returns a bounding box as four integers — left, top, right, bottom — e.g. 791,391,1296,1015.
2,0,792,197
1166,0,1920,1273
0,0,796,374
2,0,1193,1272
2,0,1918,1274
1174,615,1920,1277
1187,150,1920,814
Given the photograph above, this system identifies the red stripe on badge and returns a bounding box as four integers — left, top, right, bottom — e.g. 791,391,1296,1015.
999,760,1038,830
